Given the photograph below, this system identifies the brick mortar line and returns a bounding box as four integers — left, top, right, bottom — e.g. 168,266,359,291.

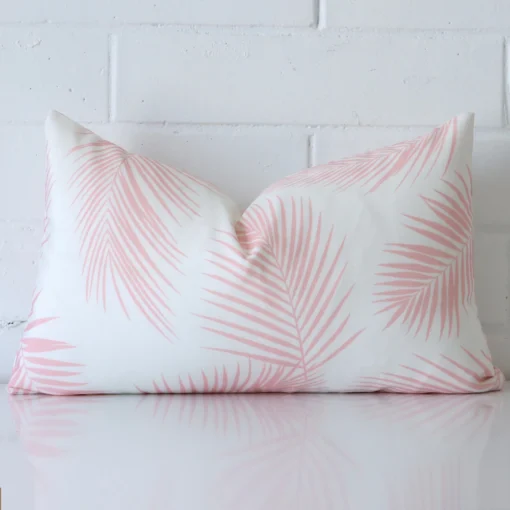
107,33,118,122
1,122,510,130
0,319,27,331
317,0,327,30
1,22,510,35
506,234,510,328
307,133,316,167
503,38,509,127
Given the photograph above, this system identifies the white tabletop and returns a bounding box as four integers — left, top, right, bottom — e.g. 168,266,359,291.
1,384,509,510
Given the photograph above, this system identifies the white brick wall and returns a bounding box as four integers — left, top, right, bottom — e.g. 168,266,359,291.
116,31,503,126
327,0,510,29
1,0,510,380
0,29,108,122
0,0,315,26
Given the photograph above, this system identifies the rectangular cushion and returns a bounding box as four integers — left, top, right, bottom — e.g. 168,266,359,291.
8,112,504,394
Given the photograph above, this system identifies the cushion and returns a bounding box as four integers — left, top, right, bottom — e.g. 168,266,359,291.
8,111,504,395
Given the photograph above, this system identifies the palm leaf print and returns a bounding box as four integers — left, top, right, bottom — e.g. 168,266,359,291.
357,348,504,393
374,166,474,339
69,138,203,340
199,196,364,389
270,117,457,193
137,360,317,395
8,292,86,396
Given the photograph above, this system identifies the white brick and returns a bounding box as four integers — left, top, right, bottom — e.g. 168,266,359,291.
0,326,23,383
471,132,510,227
0,127,45,221
474,232,509,325
0,221,41,320
484,334,510,378
316,128,510,227
116,31,502,127
315,127,425,163
327,0,510,29
0,0,314,25
92,125,309,209
0,29,108,122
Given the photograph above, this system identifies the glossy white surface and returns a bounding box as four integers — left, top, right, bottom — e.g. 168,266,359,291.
0,385,509,510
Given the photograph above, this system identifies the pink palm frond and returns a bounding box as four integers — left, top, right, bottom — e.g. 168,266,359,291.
374,166,474,339
136,360,317,395
8,293,87,396
356,347,504,394
269,117,457,193
199,196,364,389
68,138,205,340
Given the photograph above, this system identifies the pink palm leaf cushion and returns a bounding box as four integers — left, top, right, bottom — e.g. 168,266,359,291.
8,111,504,395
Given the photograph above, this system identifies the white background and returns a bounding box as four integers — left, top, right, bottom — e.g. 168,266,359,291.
1,0,510,380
